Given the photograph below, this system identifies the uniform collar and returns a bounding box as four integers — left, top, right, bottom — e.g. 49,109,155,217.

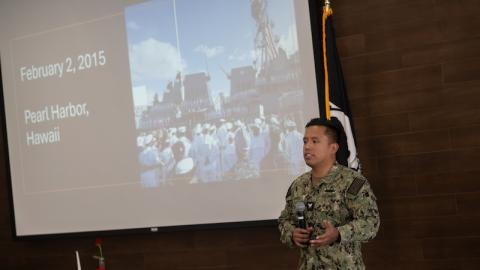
307,162,341,186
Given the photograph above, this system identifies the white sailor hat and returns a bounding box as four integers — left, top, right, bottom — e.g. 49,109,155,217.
137,136,145,147
194,125,202,134
270,116,280,125
285,120,296,128
175,157,194,175
144,134,154,145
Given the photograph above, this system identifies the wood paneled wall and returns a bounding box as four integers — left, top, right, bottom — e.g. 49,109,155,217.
0,0,479,269
337,0,480,268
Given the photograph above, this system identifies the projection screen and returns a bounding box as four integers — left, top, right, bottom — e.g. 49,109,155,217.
0,0,320,237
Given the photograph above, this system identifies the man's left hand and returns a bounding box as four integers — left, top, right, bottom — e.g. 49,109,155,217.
309,220,339,247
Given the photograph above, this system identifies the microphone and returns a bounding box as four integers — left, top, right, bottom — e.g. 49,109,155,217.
295,201,307,229
295,201,312,246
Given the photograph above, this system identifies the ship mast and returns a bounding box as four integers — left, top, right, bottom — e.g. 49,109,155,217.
250,0,278,73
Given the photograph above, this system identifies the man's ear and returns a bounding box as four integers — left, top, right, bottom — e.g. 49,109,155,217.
331,142,339,154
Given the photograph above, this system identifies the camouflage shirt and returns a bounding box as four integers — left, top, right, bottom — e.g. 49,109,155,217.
278,164,380,270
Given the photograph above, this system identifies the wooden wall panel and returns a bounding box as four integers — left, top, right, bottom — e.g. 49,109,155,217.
341,50,403,77
365,22,445,53
363,239,424,261
350,88,445,117
443,58,480,83
359,130,451,157
0,0,479,269
380,216,480,239
368,174,417,198
423,237,480,259
415,170,480,195
402,38,480,66
451,126,480,148
409,108,480,131
378,195,457,219
346,65,443,99
456,192,480,216
336,34,366,57
354,113,411,138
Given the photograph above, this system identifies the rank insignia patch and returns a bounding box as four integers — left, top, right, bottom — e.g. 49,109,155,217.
347,177,365,195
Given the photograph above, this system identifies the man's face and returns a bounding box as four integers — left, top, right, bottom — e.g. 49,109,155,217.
303,126,338,168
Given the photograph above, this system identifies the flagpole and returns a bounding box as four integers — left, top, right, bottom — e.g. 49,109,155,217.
173,0,182,72
322,0,333,120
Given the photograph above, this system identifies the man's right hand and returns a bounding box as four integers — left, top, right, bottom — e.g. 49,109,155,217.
292,227,313,247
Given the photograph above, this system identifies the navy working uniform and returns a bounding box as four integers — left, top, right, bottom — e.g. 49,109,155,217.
278,163,380,269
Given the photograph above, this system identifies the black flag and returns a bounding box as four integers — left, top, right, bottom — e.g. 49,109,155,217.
317,2,360,171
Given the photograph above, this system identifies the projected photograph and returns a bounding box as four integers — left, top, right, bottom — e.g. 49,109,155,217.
125,0,308,187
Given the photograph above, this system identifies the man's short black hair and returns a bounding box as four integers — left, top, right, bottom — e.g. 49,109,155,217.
305,117,344,144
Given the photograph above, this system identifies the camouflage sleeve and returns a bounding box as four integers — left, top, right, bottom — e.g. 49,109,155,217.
337,178,380,243
278,185,296,247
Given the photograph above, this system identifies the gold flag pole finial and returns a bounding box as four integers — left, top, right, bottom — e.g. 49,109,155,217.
324,0,332,13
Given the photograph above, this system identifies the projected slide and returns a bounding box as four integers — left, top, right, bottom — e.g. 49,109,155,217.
126,0,309,187
10,14,139,194
0,0,319,236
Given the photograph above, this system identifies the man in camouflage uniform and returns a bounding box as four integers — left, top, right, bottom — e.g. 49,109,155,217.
278,118,380,269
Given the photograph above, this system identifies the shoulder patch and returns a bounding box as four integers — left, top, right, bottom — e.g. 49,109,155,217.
347,177,365,195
